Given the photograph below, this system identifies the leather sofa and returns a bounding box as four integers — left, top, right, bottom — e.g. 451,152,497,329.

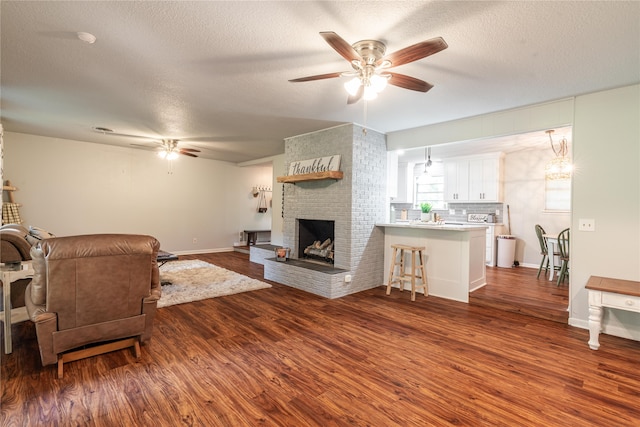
0,224,32,263
0,224,33,309
25,234,161,377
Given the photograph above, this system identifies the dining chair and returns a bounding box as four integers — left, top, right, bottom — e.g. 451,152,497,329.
534,224,552,278
556,228,570,286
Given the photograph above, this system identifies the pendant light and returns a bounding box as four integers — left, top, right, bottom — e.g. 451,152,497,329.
423,147,432,174
544,130,572,180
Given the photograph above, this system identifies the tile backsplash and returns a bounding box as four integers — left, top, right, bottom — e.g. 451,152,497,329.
391,202,504,223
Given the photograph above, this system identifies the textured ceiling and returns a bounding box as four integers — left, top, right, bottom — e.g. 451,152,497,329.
1,1,638,163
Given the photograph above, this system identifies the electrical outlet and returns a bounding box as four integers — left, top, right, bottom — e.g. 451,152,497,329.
578,218,595,232
462,209,467,215
192,237,198,244
449,209,455,215
496,209,500,216
344,275,352,283
239,231,244,240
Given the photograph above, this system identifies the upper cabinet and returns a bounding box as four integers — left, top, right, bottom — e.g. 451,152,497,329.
387,151,399,199
390,161,413,203
444,153,504,203
444,160,469,201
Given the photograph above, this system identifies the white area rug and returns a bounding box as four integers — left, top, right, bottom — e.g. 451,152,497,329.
158,260,271,308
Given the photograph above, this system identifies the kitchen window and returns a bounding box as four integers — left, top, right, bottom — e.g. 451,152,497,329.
414,161,445,210
545,178,571,211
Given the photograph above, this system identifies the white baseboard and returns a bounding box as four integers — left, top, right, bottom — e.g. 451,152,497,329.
171,247,234,255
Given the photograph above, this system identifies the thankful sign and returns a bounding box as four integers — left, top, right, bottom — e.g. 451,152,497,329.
288,155,341,176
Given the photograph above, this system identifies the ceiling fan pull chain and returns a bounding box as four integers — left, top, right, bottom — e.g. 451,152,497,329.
362,101,368,136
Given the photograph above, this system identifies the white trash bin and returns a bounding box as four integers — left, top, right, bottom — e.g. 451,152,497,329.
497,235,516,268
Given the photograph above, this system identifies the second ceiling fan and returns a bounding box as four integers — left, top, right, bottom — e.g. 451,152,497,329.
157,139,200,159
290,31,448,103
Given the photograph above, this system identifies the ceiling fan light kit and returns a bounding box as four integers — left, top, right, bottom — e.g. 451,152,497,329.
158,139,200,160
158,150,179,161
290,31,447,104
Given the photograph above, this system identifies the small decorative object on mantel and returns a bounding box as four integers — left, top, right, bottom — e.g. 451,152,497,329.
274,247,290,262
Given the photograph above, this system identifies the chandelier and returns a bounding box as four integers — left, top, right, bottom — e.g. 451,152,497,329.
544,130,572,180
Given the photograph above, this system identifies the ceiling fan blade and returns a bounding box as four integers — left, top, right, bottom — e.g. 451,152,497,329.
178,151,198,158
347,85,364,104
178,147,200,152
320,31,361,63
388,72,434,92
289,72,343,83
380,37,448,68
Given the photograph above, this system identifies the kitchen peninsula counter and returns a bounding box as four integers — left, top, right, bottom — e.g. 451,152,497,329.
377,222,488,303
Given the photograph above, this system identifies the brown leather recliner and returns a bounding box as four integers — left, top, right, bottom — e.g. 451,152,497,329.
25,234,161,378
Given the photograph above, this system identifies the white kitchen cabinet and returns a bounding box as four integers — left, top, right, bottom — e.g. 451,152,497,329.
444,160,469,201
469,156,502,201
485,225,505,266
390,162,413,203
445,153,503,203
387,151,398,199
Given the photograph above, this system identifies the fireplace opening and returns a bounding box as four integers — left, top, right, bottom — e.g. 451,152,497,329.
298,219,335,264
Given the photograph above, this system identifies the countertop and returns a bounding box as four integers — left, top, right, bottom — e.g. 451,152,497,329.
377,222,489,231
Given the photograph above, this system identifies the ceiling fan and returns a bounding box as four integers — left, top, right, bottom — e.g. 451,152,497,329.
289,31,448,103
92,128,201,159
157,139,200,160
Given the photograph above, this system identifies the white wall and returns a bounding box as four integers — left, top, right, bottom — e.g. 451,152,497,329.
270,154,285,246
387,98,574,151
3,132,273,254
570,85,640,338
388,84,640,341
503,148,570,267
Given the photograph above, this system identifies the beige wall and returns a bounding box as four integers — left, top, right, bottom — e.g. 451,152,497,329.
3,132,273,253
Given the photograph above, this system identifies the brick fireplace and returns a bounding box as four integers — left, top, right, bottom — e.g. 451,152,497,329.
264,123,387,298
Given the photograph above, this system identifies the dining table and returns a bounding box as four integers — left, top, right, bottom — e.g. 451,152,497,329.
543,233,559,281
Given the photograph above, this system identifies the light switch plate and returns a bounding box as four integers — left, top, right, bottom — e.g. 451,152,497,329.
578,218,595,231
449,209,455,215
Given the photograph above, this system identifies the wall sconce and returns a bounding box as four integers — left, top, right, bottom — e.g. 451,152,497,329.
544,130,572,180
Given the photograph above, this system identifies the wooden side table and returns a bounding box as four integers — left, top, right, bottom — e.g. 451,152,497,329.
1,262,34,354
586,275,640,350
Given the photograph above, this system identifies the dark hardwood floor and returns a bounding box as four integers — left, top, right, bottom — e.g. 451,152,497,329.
2,251,638,426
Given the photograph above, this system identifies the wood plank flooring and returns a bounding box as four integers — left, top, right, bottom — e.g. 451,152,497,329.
2,251,638,426
471,265,569,323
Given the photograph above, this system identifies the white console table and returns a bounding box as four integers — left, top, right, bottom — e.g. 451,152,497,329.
586,275,640,350
1,262,33,354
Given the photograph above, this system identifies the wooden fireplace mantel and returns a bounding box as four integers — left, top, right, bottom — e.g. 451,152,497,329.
277,171,343,184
